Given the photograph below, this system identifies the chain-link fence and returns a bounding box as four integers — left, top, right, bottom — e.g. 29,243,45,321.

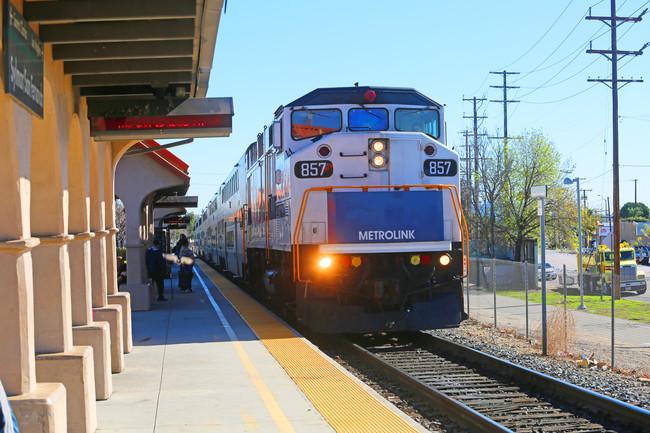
463,258,650,371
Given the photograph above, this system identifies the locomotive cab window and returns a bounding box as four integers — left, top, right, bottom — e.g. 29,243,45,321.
291,109,341,140
348,108,388,131
395,108,440,138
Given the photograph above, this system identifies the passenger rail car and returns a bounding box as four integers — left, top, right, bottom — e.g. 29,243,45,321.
195,86,468,333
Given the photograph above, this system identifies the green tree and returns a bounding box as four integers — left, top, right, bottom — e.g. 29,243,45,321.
186,212,197,239
620,202,650,221
498,131,567,261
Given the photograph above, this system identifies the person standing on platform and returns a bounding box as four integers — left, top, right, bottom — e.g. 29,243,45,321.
172,233,187,258
146,239,167,301
178,237,195,293
116,255,127,287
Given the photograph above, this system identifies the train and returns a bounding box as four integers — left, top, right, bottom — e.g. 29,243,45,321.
194,86,468,333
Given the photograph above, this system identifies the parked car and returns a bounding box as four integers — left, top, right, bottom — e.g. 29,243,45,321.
538,262,557,280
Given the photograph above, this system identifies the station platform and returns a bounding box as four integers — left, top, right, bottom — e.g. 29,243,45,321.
96,260,427,432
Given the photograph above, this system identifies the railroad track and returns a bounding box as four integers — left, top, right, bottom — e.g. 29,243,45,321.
341,332,650,433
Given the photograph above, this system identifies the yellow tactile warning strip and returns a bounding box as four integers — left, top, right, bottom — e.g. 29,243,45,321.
198,261,421,433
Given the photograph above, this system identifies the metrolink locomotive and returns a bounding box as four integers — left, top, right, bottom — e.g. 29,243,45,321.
195,86,468,333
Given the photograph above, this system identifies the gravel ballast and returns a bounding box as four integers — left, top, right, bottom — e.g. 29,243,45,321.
428,319,650,410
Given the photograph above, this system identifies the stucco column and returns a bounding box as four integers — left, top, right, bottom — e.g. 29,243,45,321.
0,239,39,395
91,229,124,373
106,227,133,353
32,235,74,354
69,233,94,326
90,231,109,309
1,239,67,433
32,235,97,433
105,229,118,296
69,231,112,399
120,195,152,310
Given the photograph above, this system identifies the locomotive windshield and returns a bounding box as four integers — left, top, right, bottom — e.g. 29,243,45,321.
348,108,388,131
395,108,440,138
291,109,341,140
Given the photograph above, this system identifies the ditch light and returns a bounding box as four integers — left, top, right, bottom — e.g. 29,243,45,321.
89,97,234,140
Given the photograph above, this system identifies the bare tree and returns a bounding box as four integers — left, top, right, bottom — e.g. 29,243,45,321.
115,198,126,247
464,132,510,258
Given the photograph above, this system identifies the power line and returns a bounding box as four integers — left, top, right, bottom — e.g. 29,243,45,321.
565,125,610,156
520,83,598,104
513,1,644,100
470,75,490,97
516,9,591,78
500,0,576,70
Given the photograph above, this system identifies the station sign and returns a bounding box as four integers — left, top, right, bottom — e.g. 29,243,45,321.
90,97,234,140
531,185,547,198
3,0,44,118
166,224,187,230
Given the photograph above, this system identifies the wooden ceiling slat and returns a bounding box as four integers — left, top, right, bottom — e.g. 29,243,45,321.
72,72,192,87
26,0,223,100
39,19,194,44
24,0,196,24
80,86,161,98
53,40,194,61
64,58,193,75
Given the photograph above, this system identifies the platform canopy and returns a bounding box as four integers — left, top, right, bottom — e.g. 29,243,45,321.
155,196,199,208
23,0,224,101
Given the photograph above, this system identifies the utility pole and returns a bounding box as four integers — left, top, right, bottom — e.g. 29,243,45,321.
586,1,647,300
631,179,638,205
581,188,592,248
462,96,487,234
489,71,520,148
581,189,592,209
460,130,472,209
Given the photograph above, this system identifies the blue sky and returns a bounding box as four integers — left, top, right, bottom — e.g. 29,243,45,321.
169,0,650,216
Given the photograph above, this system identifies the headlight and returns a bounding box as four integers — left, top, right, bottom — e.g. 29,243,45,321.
371,140,385,153
319,257,332,268
371,155,386,168
439,254,451,266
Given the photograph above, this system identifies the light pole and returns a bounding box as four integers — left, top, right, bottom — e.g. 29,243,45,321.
532,185,548,355
564,177,587,310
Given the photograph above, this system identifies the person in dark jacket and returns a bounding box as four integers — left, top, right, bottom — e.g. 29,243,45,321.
146,239,167,301
177,237,195,293
172,233,187,258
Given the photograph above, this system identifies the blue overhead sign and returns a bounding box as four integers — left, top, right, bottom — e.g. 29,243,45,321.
327,191,445,243
3,0,44,118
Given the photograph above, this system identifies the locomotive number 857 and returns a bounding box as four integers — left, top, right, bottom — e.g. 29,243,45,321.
195,86,468,333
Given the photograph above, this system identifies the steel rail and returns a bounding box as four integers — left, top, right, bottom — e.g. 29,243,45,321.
341,337,514,433
342,332,650,433
419,333,650,432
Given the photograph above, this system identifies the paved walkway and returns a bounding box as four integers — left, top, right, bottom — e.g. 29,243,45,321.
97,262,426,433
466,287,650,366
96,265,336,433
